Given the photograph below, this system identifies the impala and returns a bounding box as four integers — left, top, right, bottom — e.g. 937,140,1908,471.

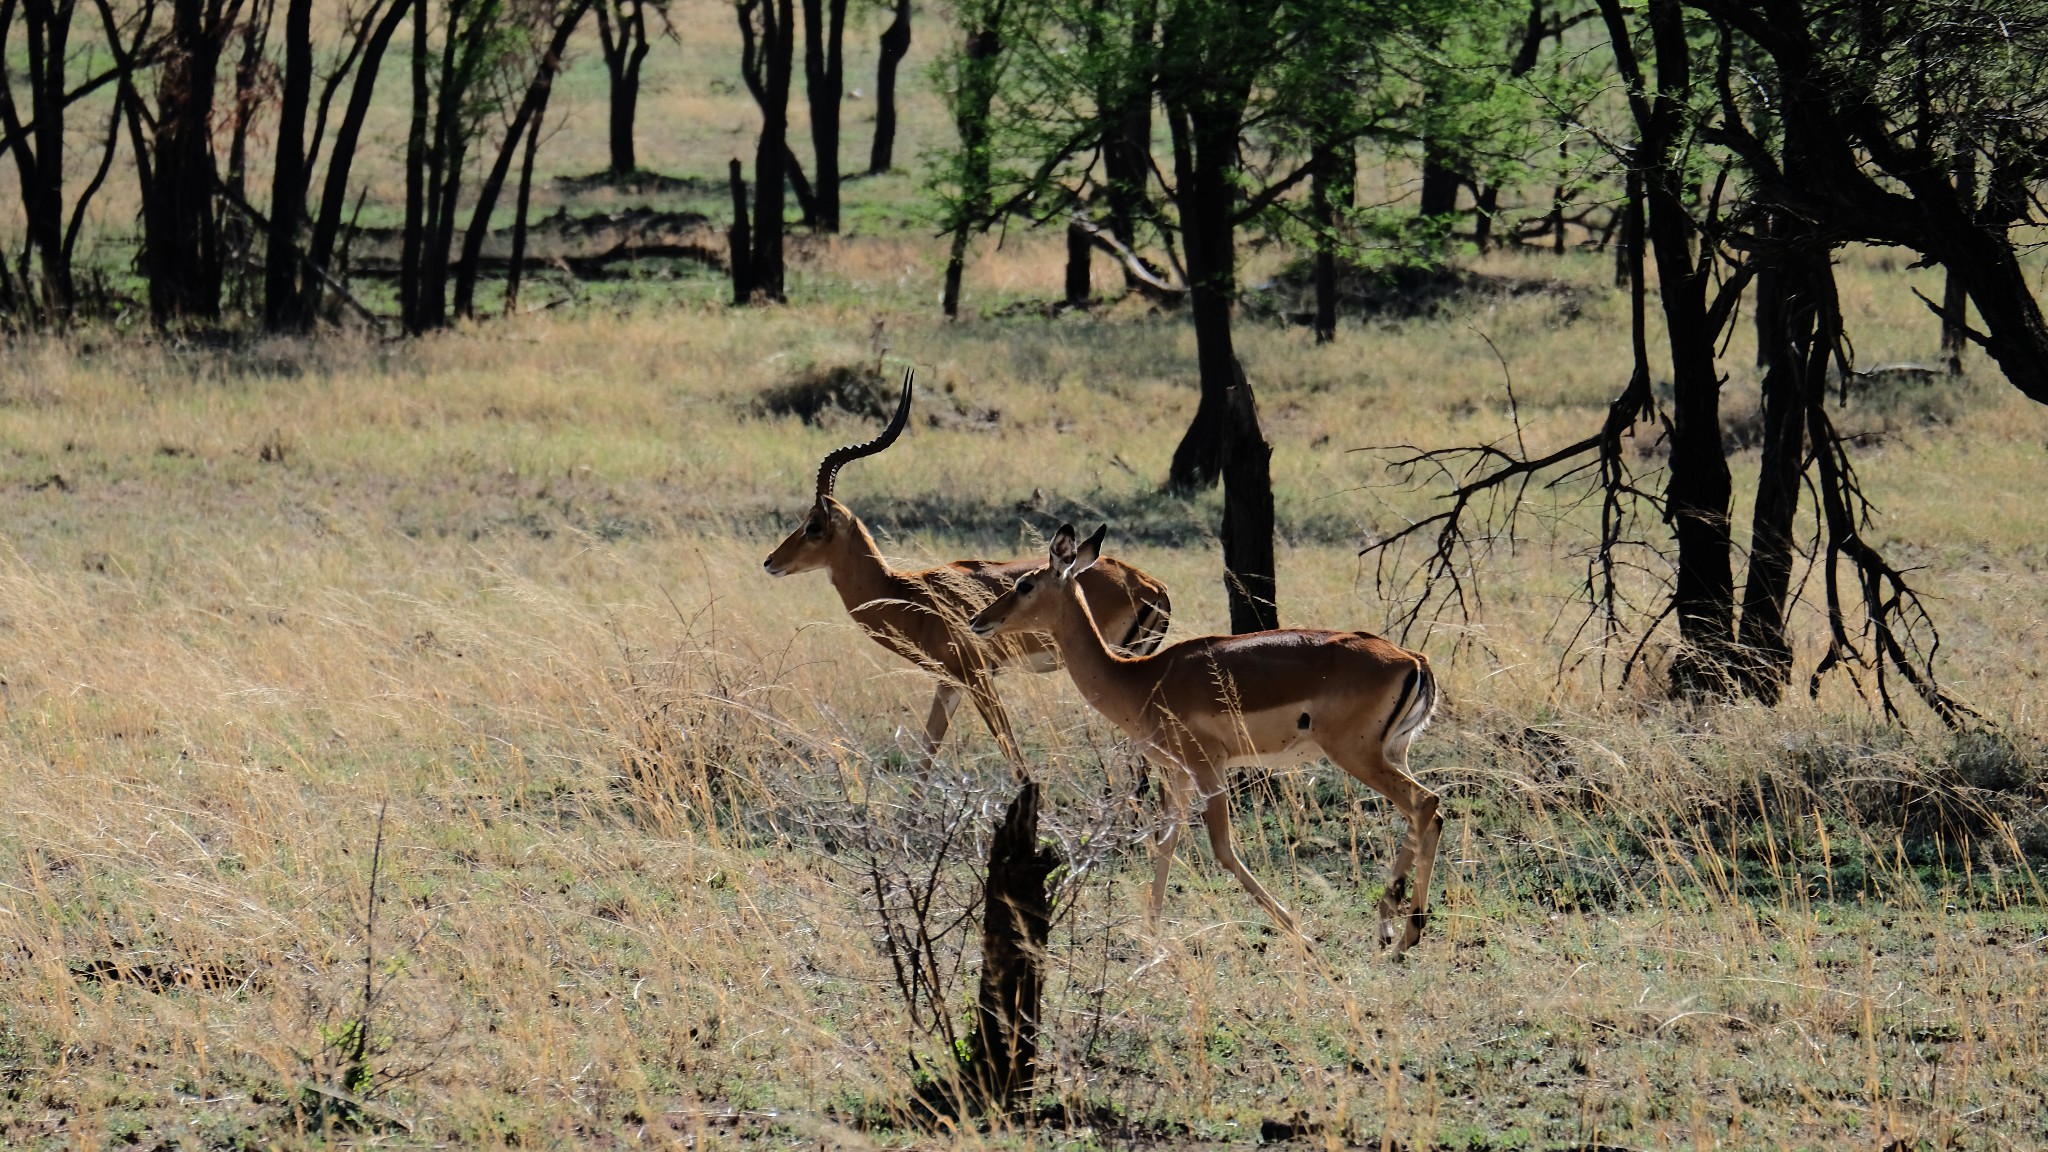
969,524,1443,956
763,370,1172,778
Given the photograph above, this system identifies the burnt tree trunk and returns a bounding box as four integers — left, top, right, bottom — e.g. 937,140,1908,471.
963,782,1058,1116
263,0,313,329
867,0,908,174
801,0,845,231
728,158,753,303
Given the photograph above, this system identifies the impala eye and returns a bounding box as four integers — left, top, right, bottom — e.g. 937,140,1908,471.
804,520,823,539
1016,579,1034,595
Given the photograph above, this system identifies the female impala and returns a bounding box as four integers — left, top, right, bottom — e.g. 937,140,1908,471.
763,370,1172,778
970,524,1443,956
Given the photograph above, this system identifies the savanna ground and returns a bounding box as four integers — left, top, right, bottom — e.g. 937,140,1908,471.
5,3,2048,1148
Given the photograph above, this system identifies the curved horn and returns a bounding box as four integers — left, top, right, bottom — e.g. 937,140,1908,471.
816,367,915,499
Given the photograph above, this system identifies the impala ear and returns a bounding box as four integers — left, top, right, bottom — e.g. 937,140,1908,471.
1049,523,1079,568
1069,524,1107,576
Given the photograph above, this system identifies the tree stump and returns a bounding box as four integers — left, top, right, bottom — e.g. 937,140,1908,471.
965,780,1059,1116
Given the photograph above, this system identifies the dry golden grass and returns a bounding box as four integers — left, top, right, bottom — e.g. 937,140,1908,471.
0,242,2044,1150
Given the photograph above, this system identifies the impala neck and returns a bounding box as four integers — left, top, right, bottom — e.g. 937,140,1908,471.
826,514,901,614
1052,579,1144,714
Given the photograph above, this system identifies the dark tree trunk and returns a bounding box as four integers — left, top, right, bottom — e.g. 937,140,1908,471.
454,0,587,319
1098,0,1153,262
728,158,753,304
264,0,313,330
1419,140,1459,220
942,17,1001,318
419,3,467,331
738,0,795,299
223,0,271,312
305,0,412,327
1639,0,1736,693
867,0,908,174
1064,218,1090,307
1939,134,1976,374
1220,363,1277,632
1472,183,1499,250
400,0,428,331
0,0,78,314
1165,102,1242,494
505,105,544,314
1736,232,1834,703
964,782,1058,1116
1309,140,1348,344
595,0,653,176
141,0,235,326
801,0,845,231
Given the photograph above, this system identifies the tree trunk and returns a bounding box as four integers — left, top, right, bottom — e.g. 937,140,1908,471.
595,0,651,176
1419,139,1459,220
743,0,794,300
400,0,428,331
1098,0,1153,265
305,0,413,328
0,0,78,315
142,0,233,326
505,105,544,314
1736,233,1832,703
728,158,753,304
1309,141,1342,344
264,0,313,330
802,0,845,231
942,17,1001,318
1165,102,1240,493
1220,363,1277,632
964,782,1058,1116
419,3,468,331
1640,0,1736,693
1064,217,1090,307
455,0,588,319
867,0,908,174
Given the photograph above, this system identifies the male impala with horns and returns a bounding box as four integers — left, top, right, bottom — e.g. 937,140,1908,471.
764,369,1172,779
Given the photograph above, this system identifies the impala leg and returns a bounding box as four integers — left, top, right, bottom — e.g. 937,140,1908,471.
914,683,963,777
963,674,1027,781
1146,760,1192,933
1325,744,1442,956
1201,790,1301,941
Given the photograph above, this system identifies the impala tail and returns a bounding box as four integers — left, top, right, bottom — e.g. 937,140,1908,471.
1379,654,1438,757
